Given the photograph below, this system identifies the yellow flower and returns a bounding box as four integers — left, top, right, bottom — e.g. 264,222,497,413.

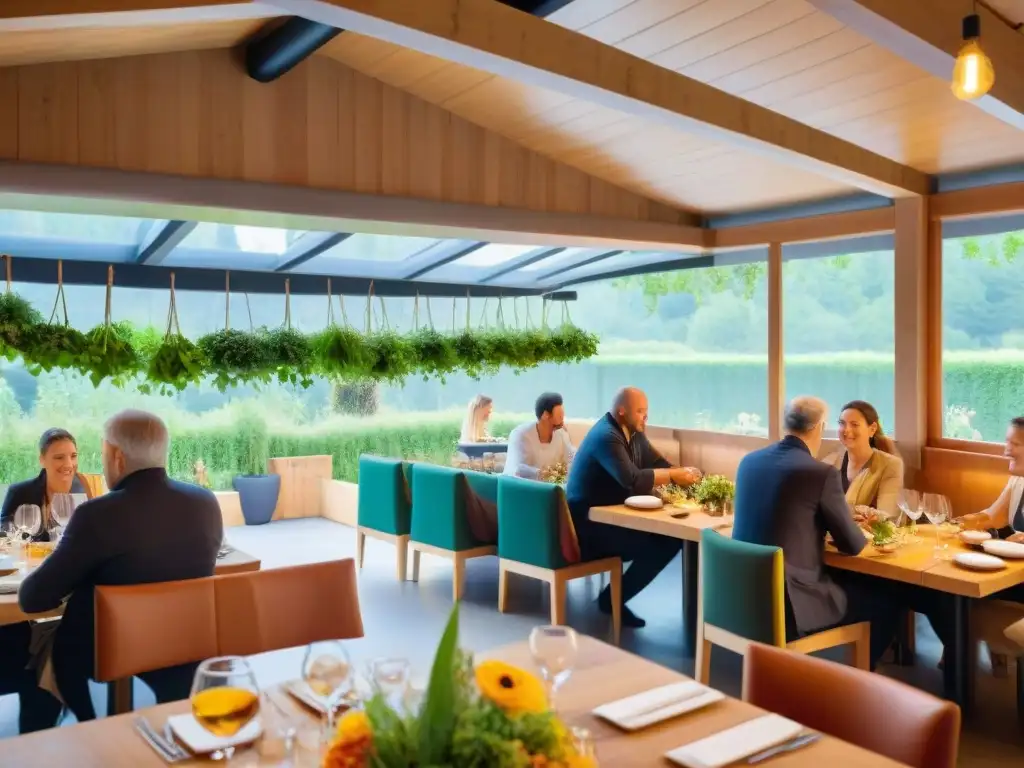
321,711,373,768
475,660,548,713
336,710,372,744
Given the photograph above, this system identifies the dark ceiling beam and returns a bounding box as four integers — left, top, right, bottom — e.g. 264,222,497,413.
135,220,196,265
246,16,344,82
274,231,351,271
533,249,623,282
556,255,715,289
402,240,486,280
496,0,578,17
479,246,564,283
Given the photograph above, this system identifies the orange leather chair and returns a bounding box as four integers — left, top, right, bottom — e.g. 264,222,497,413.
95,559,363,714
215,559,364,657
95,576,219,714
743,643,960,768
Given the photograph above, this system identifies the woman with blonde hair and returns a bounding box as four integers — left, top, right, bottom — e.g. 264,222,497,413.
459,395,494,443
821,400,903,517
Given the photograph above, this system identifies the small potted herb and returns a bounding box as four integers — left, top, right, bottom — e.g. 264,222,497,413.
692,474,736,517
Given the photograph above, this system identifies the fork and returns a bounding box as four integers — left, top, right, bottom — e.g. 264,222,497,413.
133,717,187,763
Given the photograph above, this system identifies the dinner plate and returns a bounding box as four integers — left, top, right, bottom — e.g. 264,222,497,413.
981,540,1024,559
167,713,262,754
625,495,663,510
953,552,1006,571
959,530,992,546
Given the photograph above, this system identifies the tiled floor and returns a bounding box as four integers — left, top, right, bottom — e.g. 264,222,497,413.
1,518,1021,764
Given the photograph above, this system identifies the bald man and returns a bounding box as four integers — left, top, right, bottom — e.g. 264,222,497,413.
566,387,701,627
19,409,223,723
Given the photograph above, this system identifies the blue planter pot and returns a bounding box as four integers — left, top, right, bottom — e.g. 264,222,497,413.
232,474,281,526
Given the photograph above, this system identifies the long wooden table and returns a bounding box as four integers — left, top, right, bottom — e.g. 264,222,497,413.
0,636,906,767
0,547,262,627
590,503,1024,714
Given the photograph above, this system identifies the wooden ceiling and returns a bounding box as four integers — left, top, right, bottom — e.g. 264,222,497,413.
0,0,1022,217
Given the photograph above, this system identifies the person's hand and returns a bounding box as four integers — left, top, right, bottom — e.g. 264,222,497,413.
1007,533,1024,544
670,466,702,486
852,505,875,524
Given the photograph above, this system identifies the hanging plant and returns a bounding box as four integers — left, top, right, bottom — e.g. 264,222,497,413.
20,261,91,375
266,326,314,387
365,330,417,383
545,324,599,364
312,325,372,378
81,268,141,387
0,292,42,360
143,273,208,394
197,328,276,391
408,296,458,381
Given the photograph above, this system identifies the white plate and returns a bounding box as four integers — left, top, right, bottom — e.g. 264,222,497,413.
959,530,992,546
592,681,724,731
953,552,1006,571
168,713,262,755
625,495,663,510
981,540,1024,559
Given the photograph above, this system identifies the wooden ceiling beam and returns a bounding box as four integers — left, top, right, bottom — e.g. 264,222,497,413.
0,1,279,31
270,0,931,199
807,0,1024,130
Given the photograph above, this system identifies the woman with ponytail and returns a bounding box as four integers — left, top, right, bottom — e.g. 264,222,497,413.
822,400,904,517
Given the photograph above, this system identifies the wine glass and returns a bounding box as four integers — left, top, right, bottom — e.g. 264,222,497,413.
12,505,40,563
50,494,74,543
922,493,951,557
302,641,354,733
190,656,260,761
528,625,578,711
368,657,410,707
896,489,922,528
0,519,16,557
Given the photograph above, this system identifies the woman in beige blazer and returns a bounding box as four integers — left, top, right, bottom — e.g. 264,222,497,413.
821,400,904,517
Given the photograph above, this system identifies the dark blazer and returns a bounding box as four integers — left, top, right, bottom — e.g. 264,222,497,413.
566,412,671,535
1,470,87,541
732,435,867,634
19,467,223,720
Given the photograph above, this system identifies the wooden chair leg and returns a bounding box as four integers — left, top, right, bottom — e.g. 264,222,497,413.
550,575,567,626
498,563,509,613
356,530,366,569
453,554,466,602
410,549,421,583
110,678,133,716
396,540,408,582
852,622,871,671
695,638,711,685
608,564,622,646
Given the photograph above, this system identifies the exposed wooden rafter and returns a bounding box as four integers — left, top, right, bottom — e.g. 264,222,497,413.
807,0,1024,130
0,1,280,29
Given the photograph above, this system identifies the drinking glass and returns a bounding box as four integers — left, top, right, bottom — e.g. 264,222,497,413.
922,493,951,557
896,489,922,528
12,505,40,563
302,641,354,733
0,519,17,556
368,657,410,705
50,494,74,543
190,656,261,761
528,625,578,711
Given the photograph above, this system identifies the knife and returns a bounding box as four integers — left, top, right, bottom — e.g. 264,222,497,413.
746,732,821,764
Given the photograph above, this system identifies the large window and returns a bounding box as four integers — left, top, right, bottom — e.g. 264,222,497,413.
782,240,895,434
941,215,1024,442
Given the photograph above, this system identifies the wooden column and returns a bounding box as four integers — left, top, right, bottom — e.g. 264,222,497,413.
893,197,929,470
925,218,944,445
768,242,784,441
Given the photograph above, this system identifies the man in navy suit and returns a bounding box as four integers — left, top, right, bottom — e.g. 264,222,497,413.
567,387,701,628
733,396,950,668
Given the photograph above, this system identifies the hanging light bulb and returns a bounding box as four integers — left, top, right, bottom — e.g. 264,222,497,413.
951,13,995,100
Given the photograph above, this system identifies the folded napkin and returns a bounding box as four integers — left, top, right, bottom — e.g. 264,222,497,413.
593,681,723,731
666,714,805,768
0,573,24,595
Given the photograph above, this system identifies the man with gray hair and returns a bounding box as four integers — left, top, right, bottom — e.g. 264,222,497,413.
19,409,223,724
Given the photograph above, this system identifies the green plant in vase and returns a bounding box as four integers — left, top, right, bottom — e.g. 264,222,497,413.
692,474,736,516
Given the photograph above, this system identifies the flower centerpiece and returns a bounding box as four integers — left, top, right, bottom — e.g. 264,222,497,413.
323,607,596,768
539,462,569,486
691,474,736,517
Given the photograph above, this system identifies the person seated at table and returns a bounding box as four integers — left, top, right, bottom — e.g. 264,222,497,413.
965,416,1024,545
459,394,494,443
820,400,904,518
0,428,93,542
18,409,223,724
566,387,701,628
504,392,575,480
733,395,951,669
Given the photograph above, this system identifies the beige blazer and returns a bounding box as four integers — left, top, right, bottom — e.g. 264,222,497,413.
821,448,904,517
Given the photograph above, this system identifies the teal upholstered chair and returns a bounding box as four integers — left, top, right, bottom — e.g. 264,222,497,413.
695,529,869,685
408,464,497,601
356,455,413,581
497,476,621,644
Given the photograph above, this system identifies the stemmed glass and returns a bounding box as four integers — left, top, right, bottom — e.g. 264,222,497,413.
922,493,951,558
12,505,41,564
896,489,923,529
302,641,354,734
529,625,578,712
368,657,411,709
50,494,74,543
190,656,261,761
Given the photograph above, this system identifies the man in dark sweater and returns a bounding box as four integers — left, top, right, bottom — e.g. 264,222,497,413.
18,409,223,723
566,388,701,627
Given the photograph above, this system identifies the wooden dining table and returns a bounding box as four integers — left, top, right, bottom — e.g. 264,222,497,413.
0,635,907,767
0,547,262,627
590,502,1024,714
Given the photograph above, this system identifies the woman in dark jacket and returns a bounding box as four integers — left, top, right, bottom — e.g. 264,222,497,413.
1,428,92,541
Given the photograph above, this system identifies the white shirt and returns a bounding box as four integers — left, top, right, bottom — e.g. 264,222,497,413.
503,421,575,480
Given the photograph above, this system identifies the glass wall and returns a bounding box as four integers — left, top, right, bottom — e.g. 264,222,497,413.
782,240,896,435
941,214,1024,442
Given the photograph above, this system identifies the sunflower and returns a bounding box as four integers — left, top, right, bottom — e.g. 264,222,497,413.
475,660,548,714
321,711,373,768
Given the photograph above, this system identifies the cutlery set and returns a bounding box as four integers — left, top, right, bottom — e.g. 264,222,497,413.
133,717,190,763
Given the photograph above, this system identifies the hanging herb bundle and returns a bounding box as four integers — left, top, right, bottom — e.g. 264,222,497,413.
197,329,276,391
0,292,42,360
266,327,314,388
21,262,91,375
83,321,141,387
365,330,417,383
144,274,208,394
410,326,459,381
312,325,372,378
545,324,599,365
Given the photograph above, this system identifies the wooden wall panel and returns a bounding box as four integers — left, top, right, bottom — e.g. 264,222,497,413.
267,455,334,521
0,48,691,226
918,448,1009,518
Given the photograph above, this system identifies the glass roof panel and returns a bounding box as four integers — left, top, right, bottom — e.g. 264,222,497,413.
179,223,307,255
519,247,594,272
316,234,439,262
450,243,537,268
0,210,151,243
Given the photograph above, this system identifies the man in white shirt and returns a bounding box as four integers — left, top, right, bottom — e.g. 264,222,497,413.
503,392,575,480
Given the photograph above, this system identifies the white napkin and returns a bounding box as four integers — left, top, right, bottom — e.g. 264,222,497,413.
168,713,262,754
0,573,24,595
593,681,724,731
666,714,804,768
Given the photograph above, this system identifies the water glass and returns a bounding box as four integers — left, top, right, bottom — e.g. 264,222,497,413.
528,625,578,711
896,489,922,528
50,494,74,543
190,656,261,761
367,657,411,708
302,641,353,732
922,493,951,557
